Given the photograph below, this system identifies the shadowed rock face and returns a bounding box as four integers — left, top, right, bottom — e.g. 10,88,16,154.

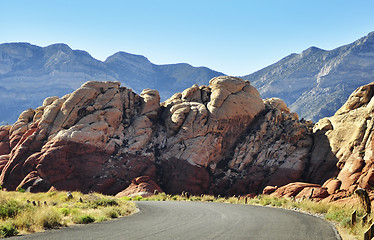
0,76,340,196
263,82,374,201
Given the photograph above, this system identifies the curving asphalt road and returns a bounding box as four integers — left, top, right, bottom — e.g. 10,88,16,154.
15,201,340,240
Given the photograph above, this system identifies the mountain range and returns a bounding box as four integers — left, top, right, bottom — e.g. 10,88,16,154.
244,31,374,121
1,31,374,124
0,43,223,124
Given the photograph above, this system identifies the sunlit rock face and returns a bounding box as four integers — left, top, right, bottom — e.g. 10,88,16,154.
311,82,374,193
0,76,322,196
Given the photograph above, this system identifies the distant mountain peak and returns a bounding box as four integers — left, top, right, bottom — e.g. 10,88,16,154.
243,30,374,122
105,51,151,64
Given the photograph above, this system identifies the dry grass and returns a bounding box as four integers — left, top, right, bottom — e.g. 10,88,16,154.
0,190,136,237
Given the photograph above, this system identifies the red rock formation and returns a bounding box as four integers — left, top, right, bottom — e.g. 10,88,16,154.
0,125,10,155
6,77,374,200
115,176,163,198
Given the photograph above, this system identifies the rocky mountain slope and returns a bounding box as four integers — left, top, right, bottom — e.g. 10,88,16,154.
243,31,374,122
0,43,223,124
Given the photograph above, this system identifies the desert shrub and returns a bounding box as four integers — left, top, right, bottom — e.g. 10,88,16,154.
0,200,23,219
189,196,202,201
201,195,215,202
74,214,95,224
59,208,71,216
297,200,330,214
105,208,120,218
340,217,352,228
17,188,25,193
120,196,132,201
89,197,118,208
38,209,63,229
325,207,349,222
0,223,18,237
133,196,143,201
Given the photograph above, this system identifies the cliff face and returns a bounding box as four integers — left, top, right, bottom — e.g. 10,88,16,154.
0,76,317,195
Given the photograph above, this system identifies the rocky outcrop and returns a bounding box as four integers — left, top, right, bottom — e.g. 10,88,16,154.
115,176,163,198
5,76,373,200
157,77,266,194
0,76,311,195
267,182,329,200
0,81,157,193
211,98,313,195
314,83,374,193
263,82,374,201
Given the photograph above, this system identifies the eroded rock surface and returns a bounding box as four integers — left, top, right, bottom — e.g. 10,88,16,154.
2,76,364,199
264,82,374,201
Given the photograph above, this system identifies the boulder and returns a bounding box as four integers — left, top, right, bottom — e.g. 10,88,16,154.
263,186,278,195
322,178,342,194
270,182,322,198
115,176,163,198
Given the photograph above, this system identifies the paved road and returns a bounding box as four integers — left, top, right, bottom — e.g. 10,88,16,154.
16,201,340,240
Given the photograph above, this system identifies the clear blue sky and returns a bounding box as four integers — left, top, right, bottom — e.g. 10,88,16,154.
1,0,374,76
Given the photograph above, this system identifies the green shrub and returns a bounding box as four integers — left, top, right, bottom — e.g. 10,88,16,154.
133,196,143,201
74,215,95,224
325,208,347,222
120,196,132,201
0,223,18,237
90,198,118,208
106,209,119,218
59,208,71,216
17,188,25,193
0,200,23,219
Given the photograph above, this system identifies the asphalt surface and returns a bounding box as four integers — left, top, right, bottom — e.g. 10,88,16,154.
15,201,340,240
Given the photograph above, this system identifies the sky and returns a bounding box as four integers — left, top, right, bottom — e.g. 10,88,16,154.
1,0,374,76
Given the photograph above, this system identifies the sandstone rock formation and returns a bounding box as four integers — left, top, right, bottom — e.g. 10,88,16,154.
0,76,310,195
262,82,374,201
115,176,163,198
2,76,373,201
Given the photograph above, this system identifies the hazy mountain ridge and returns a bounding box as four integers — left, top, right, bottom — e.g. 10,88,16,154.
3,31,374,124
243,31,374,122
0,43,223,124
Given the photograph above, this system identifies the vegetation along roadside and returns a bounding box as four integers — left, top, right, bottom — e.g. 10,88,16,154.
0,190,136,237
0,189,370,239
